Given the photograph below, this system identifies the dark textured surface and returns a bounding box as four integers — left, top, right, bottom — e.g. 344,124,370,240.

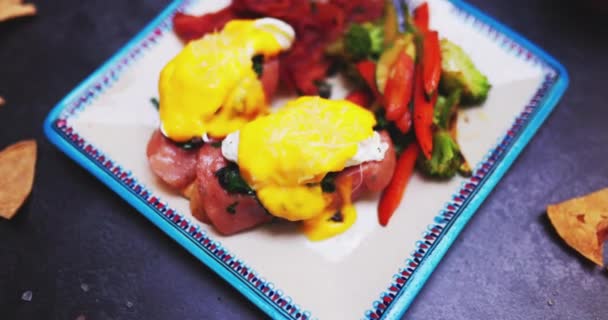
0,0,607,319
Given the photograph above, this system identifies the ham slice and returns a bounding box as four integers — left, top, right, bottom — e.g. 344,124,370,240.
146,130,198,190
149,127,396,235
260,58,280,101
337,131,397,201
193,144,272,235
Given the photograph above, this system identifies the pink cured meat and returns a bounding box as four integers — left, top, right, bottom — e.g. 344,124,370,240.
336,131,397,201
146,130,198,189
192,132,395,234
168,131,395,235
260,58,280,101
194,144,272,235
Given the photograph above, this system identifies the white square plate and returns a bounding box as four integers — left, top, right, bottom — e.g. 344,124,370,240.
44,1,568,319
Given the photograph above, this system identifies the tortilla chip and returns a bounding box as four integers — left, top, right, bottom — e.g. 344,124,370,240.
0,96,5,107
0,0,36,22
547,188,608,267
0,140,36,219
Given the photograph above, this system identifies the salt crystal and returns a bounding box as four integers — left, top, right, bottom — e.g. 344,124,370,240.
126,301,133,308
80,283,89,292
21,290,33,302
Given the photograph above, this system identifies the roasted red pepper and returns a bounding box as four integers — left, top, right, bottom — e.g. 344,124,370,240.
345,89,372,107
413,2,429,31
378,142,419,226
395,107,412,133
172,6,236,42
383,51,415,128
356,60,380,98
422,30,441,96
413,64,436,159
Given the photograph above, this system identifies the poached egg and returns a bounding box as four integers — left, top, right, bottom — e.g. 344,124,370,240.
220,96,388,240
158,18,295,142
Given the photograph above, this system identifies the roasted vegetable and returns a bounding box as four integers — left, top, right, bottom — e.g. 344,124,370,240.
383,51,415,129
418,130,464,179
376,34,416,94
422,30,441,96
433,89,461,129
413,2,430,31
344,22,384,61
383,0,400,47
439,39,491,105
325,37,346,57
431,90,472,177
345,89,372,107
378,142,419,226
356,60,380,97
413,64,436,160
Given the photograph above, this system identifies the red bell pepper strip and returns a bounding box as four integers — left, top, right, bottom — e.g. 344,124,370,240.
395,107,412,133
413,3,430,31
378,142,419,226
356,60,380,98
413,64,436,159
345,89,372,107
383,51,415,124
422,30,441,96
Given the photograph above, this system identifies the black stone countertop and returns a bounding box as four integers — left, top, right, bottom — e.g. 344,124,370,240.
1,1,607,319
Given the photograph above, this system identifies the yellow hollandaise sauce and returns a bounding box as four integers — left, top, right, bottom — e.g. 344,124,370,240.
302,176,357,241
235,97,377,240
158,18,294,142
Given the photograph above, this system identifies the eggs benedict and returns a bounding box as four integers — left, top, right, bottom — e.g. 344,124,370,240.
158,18,295,142
216,96,396,240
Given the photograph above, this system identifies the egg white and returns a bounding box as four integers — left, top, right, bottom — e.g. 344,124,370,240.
253,18,295,51
221,131,388,167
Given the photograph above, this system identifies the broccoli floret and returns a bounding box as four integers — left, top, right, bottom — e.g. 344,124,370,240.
425,90,473,178
344,23,384,61
439,39,491,105
427,90,472,178
434,89,461,130
418,130,464,179
458,160,472,177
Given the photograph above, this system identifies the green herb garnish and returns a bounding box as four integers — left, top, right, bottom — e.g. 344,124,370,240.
321,172,338,193
172,138,203,151
373,110,390,131
315,80,332,99
226,201,239,214
329,211,343,222
150,97,160,110
215,163,255,195
252,55,264,77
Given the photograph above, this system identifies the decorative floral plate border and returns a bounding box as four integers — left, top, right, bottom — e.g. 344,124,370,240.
43,1,568,319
